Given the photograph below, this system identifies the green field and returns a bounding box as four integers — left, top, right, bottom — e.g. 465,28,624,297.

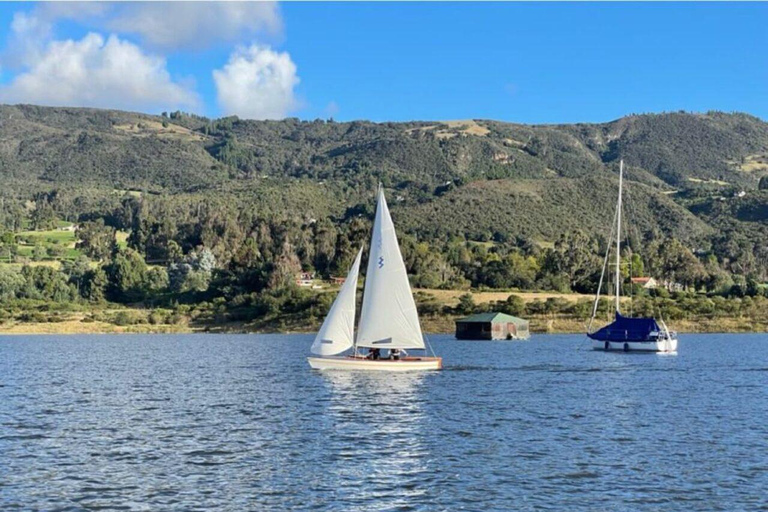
1,226,129,264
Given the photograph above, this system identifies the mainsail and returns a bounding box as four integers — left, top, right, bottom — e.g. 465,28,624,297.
356,188,425,350
310,247,363,356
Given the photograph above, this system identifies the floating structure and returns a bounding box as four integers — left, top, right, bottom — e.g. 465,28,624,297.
307,187,442,371
455,312,530,340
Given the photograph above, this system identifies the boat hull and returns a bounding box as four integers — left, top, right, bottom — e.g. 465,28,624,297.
307,356,442,371
592,337,678,353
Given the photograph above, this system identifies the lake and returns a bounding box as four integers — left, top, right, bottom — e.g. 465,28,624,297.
1,333,767,511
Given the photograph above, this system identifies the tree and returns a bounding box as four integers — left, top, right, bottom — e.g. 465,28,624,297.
31,200,55,230
62,256,92,296
502,294,526,316
168,247,216,293
77,220,117,261
541,231,601,293
83,267,107,303
167,240,183,263
20,265,76,302
457,293,476,315
47,244,65,259
480,260,515,289
650,239,705,290
630,253,645,278
32,243,47,261
105,248,149,302
268,240,302,289
0,266,25,301
145,267,169,293
0,232,16,262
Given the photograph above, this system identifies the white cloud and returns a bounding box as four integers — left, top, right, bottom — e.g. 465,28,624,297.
0,33,199,112
111,2,282,50
5,11,53,66
5,2,282,53
4,4,109,67
23,2,282,51
213,44,299,120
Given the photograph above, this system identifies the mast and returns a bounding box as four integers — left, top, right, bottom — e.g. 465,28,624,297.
615,160,623,314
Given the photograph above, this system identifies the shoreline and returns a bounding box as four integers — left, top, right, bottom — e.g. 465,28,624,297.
0,317,764,336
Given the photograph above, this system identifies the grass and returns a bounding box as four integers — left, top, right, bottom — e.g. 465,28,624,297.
414,288,625,306
442,120,490,136
113,119,206,142
11,226,80,263
116,230,129,249
688,178,730,186
3,307,761,335
727,154,768,173
2,225,129,266
18,228,76,243
0,260,62,269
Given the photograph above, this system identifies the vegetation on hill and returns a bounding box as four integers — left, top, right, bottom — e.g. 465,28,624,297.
0,105,766,332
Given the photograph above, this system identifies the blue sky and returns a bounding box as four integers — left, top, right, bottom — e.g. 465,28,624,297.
0,2,766,124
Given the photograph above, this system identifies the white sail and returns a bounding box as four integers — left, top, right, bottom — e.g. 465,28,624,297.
310,247,363,356
356,188,425,350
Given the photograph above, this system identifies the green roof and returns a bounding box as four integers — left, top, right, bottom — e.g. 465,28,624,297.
455,312,528,325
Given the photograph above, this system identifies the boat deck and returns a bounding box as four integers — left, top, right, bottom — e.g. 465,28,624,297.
307,355,443,371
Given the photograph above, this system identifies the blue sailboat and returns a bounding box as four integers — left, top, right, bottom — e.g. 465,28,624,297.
587,161,678,352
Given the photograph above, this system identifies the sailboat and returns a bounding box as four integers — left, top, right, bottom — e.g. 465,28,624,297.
307,187,443,371
587,160,678,353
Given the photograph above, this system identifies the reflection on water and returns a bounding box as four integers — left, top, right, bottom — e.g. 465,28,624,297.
1,333,767,511
319,371,431,510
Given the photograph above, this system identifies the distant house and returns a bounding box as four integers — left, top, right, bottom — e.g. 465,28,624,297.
295,271,316,287
631,277,658,289
455,312,530,340
329,276,346,286
663,280,685,292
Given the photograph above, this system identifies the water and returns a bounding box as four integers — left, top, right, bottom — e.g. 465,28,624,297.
1,333,767,511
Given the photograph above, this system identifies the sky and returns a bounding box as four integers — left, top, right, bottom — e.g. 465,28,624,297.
0,2,766,124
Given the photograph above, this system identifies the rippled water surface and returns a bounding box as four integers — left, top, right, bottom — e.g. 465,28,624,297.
1,333,767,511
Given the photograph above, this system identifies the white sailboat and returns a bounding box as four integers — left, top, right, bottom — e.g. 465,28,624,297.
587,160,678,353
308,187,442,371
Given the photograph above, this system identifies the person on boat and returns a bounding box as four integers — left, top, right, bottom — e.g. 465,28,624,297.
391,349,408,361
367,348,381,360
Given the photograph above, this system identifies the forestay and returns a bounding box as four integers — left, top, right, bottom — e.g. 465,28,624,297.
356,188,425,350
310,247,363,356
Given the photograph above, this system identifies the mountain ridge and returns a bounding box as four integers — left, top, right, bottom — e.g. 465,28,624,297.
1,104,766,248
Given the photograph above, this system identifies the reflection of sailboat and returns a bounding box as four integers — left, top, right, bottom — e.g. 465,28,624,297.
587,160,678,352
319,370,431,505
321,368,428,396
308,187,442,371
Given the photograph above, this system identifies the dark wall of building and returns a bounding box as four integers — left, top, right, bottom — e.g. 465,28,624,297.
455,322,493,340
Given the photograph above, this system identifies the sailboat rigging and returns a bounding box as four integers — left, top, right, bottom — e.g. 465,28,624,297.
587,160,678,353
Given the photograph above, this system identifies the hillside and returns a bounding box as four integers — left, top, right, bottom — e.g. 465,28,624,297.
0,104,766,335
2,105,767,246
400,176,712,242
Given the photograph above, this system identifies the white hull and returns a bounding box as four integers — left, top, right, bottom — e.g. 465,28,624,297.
592,337,678,353
307,356,442,371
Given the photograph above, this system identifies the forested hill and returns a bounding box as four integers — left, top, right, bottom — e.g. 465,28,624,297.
0,104,766,299
2,105,767,235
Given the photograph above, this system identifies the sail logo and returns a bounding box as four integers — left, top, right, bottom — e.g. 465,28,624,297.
378,256,384,269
